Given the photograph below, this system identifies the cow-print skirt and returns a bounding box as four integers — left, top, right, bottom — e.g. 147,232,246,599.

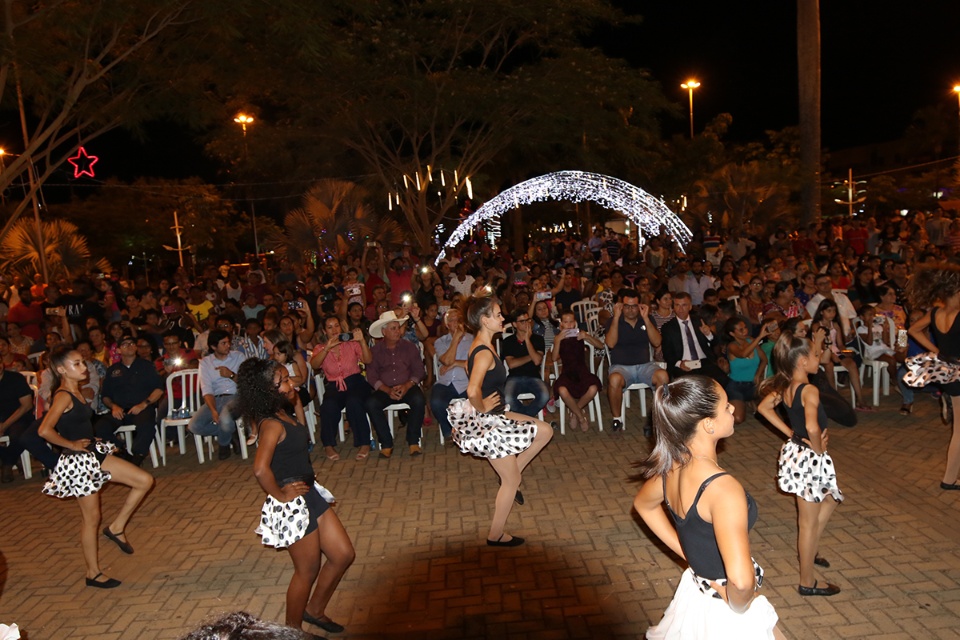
42,442,117,499
447,398,537,460
777,439,843,504
256,483,335,549
903,352,960,395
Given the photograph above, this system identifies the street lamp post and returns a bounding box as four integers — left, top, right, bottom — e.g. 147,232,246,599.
953,85,960,155
681,79,701,139
233,113,259,258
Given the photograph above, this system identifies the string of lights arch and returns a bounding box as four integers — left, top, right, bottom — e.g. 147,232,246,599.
434,170,693,265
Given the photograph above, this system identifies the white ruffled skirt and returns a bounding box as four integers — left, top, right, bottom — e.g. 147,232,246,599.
647,567,779,639
42,443,117,499
447,398,537,459
256,483,335,549
777,439,843,504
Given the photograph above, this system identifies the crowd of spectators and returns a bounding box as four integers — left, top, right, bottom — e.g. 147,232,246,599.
0,207,956,480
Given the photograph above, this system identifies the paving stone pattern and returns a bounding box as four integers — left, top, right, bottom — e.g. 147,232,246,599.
2,392,960,639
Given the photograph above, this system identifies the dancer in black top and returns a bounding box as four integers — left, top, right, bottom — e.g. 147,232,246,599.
758,331,843,597
633,375,782,638
38,346,154,589
238,358,354,637
447,295,553,547
907,264,960,490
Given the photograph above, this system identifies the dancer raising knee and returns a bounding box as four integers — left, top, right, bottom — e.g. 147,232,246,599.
447,294,553,546
905,264,960,490
633,375,784,638
757,329,843,597
238,358,355,636
39,346,154,589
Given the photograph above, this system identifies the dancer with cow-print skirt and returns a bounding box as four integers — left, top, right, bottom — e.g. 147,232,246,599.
758,328,843,597
39,346,154,589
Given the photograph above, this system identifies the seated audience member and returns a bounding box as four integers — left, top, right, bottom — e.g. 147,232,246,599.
661,291,729,387
429,309,473,441
237,317,267,360
604,288,668,433
95,334,165,467
0,335,28,372
500,310,551,418
364,311,426,458
721,316,770,424
552,310,604,431
188,329,247,460
75,338,106,414
0,360,35,482
311,316,373,461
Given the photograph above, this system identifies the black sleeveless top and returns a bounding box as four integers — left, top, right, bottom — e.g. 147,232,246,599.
267,416,314,486
931,307,960,360
784,383,826,442
54,390,94,441
467,345,506,413
664,471,758,580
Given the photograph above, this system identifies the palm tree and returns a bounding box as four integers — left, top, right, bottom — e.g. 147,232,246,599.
266,179,404,265
0,218,111,280
691,161,794,233
797,0,821,226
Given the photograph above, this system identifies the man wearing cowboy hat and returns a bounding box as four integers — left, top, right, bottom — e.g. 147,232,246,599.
365,310,426,458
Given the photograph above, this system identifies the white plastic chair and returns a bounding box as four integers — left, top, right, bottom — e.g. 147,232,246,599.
116,424,160,468
156,369,201,466
570,300,599,327
556,342,603,435
602,345,664,430
852,318,890,407
0,435,32,479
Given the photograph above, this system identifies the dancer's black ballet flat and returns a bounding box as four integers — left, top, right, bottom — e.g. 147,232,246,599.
302,611,344,633
85,572,121,589
487,534,525,547
941,481,960,491
103,526,134,554
514,490,524,505
814,555,830,568
798,580,840,597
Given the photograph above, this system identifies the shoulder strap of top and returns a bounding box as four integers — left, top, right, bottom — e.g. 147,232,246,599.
690,471,729,510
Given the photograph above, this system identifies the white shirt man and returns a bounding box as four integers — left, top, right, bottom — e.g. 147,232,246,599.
189,330,247,460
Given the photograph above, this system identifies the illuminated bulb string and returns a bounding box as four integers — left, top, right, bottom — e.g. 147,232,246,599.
435,171,693,264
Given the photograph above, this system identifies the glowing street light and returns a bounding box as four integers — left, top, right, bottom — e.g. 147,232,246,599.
234,112,259,258
233,113,254,135
681,79,701,139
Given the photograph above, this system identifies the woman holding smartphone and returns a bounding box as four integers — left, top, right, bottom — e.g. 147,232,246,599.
552,311,604,431
311,317,373,461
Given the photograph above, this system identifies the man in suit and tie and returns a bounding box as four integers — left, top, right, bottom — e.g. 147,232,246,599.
661,292,729,387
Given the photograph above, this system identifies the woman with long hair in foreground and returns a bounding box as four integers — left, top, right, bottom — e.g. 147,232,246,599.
238,358,355,637
633,375,783,639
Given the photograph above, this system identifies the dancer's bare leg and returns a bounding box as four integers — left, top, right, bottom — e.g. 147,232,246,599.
77,494,104,580
100,456,154,544
305,509,355,622
502,413,553,472
285,530,322,628
487,455,521,541
944,395,960,484
797,498,820,587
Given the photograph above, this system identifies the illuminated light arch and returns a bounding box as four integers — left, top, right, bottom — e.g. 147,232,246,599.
435,170,692,264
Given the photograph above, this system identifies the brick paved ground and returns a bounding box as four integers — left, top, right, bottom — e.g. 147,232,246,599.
2,388,960,639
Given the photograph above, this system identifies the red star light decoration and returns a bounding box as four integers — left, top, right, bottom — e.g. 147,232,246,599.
67,146,98,178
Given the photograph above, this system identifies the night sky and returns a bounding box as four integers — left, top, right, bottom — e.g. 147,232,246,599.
15,2,960,187
619,1,960,149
